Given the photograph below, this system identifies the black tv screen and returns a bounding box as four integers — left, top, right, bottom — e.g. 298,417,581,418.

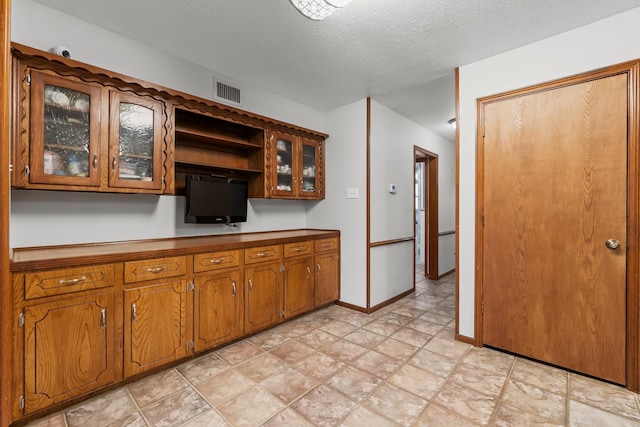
184,175,248,224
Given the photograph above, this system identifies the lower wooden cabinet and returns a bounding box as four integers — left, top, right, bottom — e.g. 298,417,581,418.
193,270,244,352
283,256,314,318
11,231,339,423
315,251,340,306
245,262,283,333
123,280,188,377
23,292,116,414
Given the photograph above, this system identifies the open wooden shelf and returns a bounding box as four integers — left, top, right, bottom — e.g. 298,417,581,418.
174,108,264,150
173,107,265,196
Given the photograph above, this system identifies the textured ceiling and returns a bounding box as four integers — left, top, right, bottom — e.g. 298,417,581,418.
30,0,640,141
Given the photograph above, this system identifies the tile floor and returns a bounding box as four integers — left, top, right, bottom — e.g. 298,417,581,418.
25,266,640,427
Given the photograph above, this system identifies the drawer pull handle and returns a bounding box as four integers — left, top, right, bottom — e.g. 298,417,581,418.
256,252,269,258
232,282,236,297
100,308,107,330
146,266,167,273
58,276,87,285
131,304,137,322
249,278,253,292
292,247,302,252
210,259,224,264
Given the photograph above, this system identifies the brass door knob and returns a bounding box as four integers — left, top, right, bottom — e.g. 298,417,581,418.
605,239,621,250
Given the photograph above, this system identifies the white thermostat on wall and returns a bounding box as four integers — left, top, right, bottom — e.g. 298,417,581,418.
389,184,397,194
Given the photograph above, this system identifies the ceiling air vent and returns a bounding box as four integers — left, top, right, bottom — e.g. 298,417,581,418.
214,79,242,105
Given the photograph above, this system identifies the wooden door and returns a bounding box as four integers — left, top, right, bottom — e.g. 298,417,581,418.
268,131,296,198
315,252,340,306
245,262,282,333
283,257,314,318
108,91,164,192
24,292,115,413
28,70,102,187
481,73,628,384
124,280,187,376
194,270,244,352
298,138,323,199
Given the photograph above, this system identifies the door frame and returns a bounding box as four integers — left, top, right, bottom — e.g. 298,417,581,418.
415,146,438,280
1,0,11,424
475,60,640,391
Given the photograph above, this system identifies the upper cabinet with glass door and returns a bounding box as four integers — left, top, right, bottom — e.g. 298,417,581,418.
27,70,102,188
12,66,166,194
267,131,324,200
108,92,163,191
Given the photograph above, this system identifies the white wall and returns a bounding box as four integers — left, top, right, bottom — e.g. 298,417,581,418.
306,100,368,308
10,0,326,248
369,100,456,303
458,6,640,338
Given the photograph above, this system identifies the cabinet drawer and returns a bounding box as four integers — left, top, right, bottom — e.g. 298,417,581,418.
194,250,241,273
283,241,313,258
315,238,338,253
25,264,115,299
124,256,187,284
244,245,282,265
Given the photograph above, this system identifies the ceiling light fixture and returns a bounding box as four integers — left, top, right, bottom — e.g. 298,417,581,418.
448,118,457,129
289,0,353,21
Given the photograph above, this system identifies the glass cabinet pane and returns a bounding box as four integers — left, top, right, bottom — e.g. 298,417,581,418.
118,103,154,181
301,143,316,193
43,84,91,177
276,137,293,192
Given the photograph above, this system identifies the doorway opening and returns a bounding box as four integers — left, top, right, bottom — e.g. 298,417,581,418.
415,146,439,281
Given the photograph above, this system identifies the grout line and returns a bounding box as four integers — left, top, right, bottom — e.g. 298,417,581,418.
486,353,518,425
565,370,571,426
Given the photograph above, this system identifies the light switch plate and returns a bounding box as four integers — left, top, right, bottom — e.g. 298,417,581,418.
346,188,359,199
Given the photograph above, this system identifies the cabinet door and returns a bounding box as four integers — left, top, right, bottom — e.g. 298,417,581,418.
23,292,116,414
108,91,164,191
315,251,340,306
283,257,314,318
194,270,244,352
269,132,296,198
124,280,187,376
28,70,102,187
299,138,323,199
245,262,282,333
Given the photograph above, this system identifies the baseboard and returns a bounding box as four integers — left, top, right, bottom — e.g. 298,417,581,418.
368,288,415,313
455,333,478,346
438,268,455,280
336,288,416,314
335,300,368,313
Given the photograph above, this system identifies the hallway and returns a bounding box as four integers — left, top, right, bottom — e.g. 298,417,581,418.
25,268,640,426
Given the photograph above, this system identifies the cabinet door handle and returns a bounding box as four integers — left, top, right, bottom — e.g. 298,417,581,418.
100,308,107,330
92,153,98,170
232,282,236,297
146,266,167,273
317,264,321,275
248,278,253,292
58,276,87,285
306,266,311,278
131,303,137,322
112,155,117,172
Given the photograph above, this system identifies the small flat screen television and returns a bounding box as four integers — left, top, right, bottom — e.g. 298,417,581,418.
184,175,248,224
